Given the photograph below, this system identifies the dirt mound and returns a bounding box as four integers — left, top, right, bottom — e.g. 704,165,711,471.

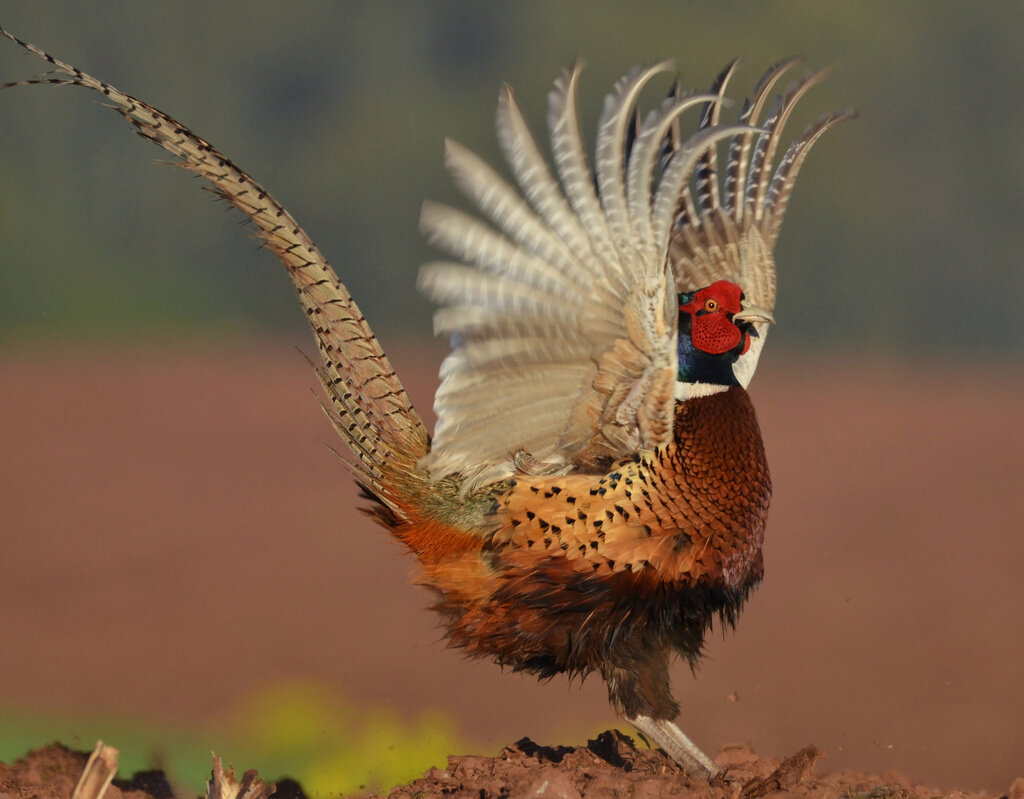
4,738,1018,799
379,732,1019,798
0,744,171,799
0,744,304,799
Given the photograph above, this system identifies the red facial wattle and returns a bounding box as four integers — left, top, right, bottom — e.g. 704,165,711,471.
692,313,744,354
679,280,751,356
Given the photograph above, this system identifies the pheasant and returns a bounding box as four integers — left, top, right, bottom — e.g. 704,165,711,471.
0,28,852,779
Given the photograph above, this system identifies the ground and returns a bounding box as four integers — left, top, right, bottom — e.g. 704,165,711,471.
2,737,1021,799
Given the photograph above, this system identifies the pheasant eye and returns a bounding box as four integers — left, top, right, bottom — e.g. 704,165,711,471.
703,298,719,312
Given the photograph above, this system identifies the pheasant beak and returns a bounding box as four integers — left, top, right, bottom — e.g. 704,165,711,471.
733,300,775,326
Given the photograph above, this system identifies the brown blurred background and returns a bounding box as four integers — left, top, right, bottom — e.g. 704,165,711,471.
0,2,1021,793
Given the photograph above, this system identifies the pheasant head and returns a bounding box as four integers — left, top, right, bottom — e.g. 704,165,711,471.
676,280,774,396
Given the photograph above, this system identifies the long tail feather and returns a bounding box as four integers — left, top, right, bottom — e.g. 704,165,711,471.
0,26,428,507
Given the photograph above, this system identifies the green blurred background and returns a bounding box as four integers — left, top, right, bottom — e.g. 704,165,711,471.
0,2,1022,795
0,2,1020,355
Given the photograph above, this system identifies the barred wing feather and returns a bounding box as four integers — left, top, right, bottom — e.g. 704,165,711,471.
421,60,852,485
419,62,752,486
667,62,855,387
671,61,856,309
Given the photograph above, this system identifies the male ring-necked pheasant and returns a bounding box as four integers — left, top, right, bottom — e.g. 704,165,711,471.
1,28,852,778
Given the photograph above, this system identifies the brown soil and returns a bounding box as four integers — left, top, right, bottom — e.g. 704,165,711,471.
3,738,1021,799
1,344,1022,794
380,733,1023,798
0,744,165,799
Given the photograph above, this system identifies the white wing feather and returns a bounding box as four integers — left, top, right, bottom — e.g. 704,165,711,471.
420,60,852,485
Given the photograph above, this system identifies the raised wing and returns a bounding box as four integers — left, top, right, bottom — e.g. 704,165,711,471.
668,60,856,384
419,62,753,486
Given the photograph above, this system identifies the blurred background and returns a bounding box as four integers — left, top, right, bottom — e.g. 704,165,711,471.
0,2,1021,794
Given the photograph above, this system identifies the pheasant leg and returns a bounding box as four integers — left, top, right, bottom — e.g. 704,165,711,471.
626,714,720,779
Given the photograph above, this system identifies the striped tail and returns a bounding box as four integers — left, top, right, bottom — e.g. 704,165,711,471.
0,27,429,514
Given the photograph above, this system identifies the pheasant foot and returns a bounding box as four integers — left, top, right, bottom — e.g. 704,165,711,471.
626,714,720,779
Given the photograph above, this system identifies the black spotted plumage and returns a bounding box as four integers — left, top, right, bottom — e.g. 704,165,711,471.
0,27,851,778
